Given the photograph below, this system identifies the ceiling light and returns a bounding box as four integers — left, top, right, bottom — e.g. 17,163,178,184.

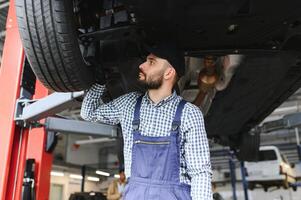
114,174,120,179
87,176,100,182
70,174,83,180
96,170,110,177
51,171,64,177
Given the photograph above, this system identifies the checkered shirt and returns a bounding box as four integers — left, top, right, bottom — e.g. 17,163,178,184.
81,83,212,200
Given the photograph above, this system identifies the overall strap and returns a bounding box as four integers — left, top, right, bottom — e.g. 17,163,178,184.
132,95,143,131
171,99,187,132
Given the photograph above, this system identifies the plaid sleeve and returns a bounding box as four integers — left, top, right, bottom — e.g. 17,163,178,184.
182,103,213,200
80,83,133,125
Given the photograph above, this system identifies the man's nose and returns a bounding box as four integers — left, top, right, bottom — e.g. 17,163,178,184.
139,62,146,71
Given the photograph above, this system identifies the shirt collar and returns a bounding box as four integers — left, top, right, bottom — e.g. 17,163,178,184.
144,90,178,107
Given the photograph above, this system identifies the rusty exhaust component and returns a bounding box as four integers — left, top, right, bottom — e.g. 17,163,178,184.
193,56,219,107
215,55,242,91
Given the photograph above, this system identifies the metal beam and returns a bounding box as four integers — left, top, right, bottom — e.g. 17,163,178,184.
285,113,301,127
45,117,118,137
0,1,9,10
75,138,116,145
15,91,84,123
261,112,301,133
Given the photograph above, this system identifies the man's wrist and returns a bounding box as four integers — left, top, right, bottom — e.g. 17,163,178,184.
90,83,106,92
95,79,106,85
94,70,106,85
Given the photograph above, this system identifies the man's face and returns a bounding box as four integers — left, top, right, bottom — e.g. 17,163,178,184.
138,54,169,89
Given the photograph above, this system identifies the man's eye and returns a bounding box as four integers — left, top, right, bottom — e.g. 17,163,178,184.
149,60,154,65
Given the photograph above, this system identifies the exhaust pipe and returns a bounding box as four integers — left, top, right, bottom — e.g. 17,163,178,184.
193,56,219,107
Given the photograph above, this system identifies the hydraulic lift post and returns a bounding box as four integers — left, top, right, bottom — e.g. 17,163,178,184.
228,151,237,200
0,1,53,199
0,0,28,198
240,161,249,200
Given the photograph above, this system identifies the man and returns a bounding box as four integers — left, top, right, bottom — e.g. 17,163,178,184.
81,42,212,199
212,183,224,200
107,169,127,200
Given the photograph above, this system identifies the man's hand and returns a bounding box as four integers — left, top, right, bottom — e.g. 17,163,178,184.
86,57,106,85
94,66,106,85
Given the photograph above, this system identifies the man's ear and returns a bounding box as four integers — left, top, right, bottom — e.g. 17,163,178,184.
164,66,176,80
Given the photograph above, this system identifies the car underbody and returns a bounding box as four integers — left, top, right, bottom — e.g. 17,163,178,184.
15,0,301,160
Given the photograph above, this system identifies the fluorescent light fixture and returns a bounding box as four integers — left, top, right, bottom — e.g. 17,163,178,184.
87,176,100,182
95,170,110,177
51,171,64,177
70,174,83,179
114,174,120,179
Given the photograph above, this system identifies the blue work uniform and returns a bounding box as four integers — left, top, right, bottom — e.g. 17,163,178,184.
123,95,192,200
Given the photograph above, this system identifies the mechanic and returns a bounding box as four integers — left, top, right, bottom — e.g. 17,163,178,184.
81,42,212,200
107,169,127,200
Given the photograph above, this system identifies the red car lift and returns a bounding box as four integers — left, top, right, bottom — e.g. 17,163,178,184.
0,1,53,199
0,1,120,200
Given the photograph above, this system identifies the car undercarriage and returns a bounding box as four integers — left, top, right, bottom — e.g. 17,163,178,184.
15,0,301,160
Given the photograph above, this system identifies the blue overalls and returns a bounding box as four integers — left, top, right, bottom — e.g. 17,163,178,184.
123,95,192,200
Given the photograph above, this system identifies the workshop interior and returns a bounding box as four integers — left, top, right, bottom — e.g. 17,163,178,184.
1,0,301,199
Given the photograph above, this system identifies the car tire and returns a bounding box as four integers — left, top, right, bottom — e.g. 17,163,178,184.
263,186,268,192
292,185,297,191
248,183,255,191
236,131,260,161
15,0,94,92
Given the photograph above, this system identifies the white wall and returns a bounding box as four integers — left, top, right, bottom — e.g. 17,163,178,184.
65,136,101,165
